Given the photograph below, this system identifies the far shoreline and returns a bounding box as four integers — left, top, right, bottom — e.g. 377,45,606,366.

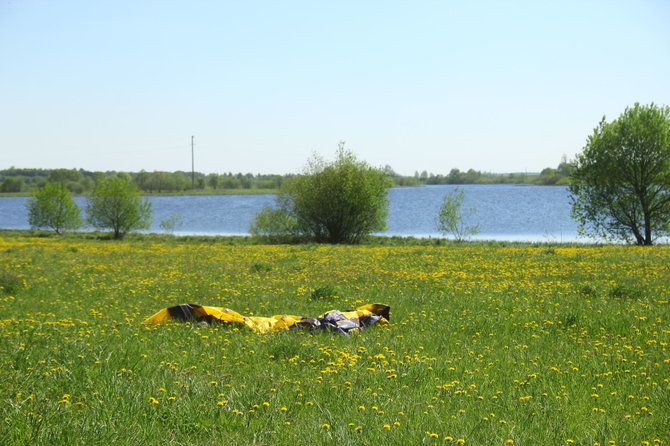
0,183,570,198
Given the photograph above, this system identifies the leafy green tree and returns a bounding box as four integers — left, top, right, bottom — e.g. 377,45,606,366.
252,143,390,244
557,154,575,177
48,168,84,183
86,176,152,239
207,174,220,190
569,103,670,245
436,187,480,242
1,177,24,193
220,176,241,189
27,182,81,233
536,167,562,185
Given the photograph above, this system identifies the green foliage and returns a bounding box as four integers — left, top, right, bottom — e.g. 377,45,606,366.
158,214,184,234
569,103,670,245
207,173,220,189
419,165,573,186
48,168,84,184
0,177,25,193
275,143,391,244
2,160,576,196
249,205,302,243
86,176,152,239
0,168,292,195
436,187,480,242
27,182,81,234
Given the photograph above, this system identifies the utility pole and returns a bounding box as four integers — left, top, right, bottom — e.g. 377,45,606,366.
191,135,195,190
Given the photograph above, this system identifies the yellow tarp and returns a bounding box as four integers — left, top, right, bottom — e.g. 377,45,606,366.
142,303,390,334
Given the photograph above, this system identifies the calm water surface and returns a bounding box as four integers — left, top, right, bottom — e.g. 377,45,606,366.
0,185,581,242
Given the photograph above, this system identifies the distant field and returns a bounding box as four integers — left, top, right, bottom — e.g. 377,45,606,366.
0,235,668,445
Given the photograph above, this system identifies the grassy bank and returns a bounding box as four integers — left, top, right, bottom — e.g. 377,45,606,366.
0,234,668,445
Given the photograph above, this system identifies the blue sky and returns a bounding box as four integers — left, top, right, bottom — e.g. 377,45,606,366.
1,0,669,175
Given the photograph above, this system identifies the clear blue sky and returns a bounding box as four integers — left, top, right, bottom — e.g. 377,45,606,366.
1,0,669,175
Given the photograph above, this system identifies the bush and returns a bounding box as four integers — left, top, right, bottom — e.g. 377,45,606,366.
436,187,479,242
86,176,152,239
249,205,302,243
256,143,390,244
27,182,81,234
159,214,184,234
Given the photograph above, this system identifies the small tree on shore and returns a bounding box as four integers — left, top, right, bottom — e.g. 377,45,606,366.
437,187,479,242
87,176,152,239
27,181,81,234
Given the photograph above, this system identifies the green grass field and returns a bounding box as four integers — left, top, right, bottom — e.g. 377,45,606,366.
0,234,668,445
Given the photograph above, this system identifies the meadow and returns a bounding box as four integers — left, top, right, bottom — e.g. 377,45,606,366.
0,233,668,445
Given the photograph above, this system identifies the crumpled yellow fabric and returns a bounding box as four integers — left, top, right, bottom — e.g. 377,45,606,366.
244,315,304,333
142,303,390,334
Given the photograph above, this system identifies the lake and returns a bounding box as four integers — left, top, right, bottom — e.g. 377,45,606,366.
0,185,582,242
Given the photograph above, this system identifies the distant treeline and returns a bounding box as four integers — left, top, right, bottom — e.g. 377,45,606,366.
0,160,573,194
385,158,573,187
0,168,290,194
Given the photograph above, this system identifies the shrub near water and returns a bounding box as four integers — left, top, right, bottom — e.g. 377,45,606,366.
0,235,669,445
251,144,390,244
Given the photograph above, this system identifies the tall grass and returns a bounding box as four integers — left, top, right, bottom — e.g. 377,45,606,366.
0,234,668,445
